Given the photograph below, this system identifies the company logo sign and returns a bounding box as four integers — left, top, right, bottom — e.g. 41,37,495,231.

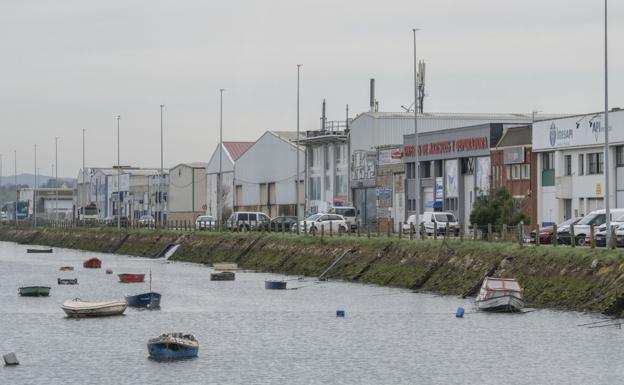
403,136,488,157
591,120,603,142
549,122,573,148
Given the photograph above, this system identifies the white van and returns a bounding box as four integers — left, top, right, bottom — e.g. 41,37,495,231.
557,208,624,246
420,211,460,236
329,206,358,231
226,212,271,231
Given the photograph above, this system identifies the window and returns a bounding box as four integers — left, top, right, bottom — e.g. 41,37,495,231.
434,160,443,177
521,164,530,180
421,161,431,178
588,152,604,174
506,165,511,180
617,146,624,167
564,155,572,176
511,165,520,180
406,162,416,179
461,158,474,175
578,154,584,175
542,152,554,171
309,176,321,200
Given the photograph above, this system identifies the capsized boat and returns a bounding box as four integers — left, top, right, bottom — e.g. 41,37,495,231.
27,248,53,253
126,292,161,308
83,258,102,269
475,277,525,312
147,333,199,360
58,278,78,285
19,286,51,297
210,271,235,281
118,273,145,283
61,298,127,318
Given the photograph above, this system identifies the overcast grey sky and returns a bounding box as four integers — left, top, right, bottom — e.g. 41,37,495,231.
0,0,622,177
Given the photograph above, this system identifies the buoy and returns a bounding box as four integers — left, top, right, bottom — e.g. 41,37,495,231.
336,309,345,317
455,307,465,318
3,352,19,366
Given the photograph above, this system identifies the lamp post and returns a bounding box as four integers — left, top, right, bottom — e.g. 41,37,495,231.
604,0,611,246
412,28,421,239
82,129,86,219
218,88,224,230
14,150,17,226
55,137,58,222
116,115,121,230
296,64,302,230
159,104,165,227
34,144,37,227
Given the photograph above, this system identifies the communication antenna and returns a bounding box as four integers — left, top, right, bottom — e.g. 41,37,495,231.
401,60,426,113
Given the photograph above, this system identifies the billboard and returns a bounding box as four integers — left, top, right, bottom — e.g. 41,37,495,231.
445,159,458,198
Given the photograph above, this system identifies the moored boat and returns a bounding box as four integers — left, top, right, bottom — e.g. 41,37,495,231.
211,271,235,281
265,280,287,290
59,266,74,271
27,248,53,253
58,278,78,285
83,258,102,269
106,268,113,274
475,277,525,312
19,286,51,297
118,273,145,283
61,298,127,318
147,333,199,360
126,292,161,308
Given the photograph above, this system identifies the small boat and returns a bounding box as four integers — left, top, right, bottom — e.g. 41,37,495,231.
61,298,127,318
118,273,145,283
147,333,199,360
18,286,51,297
126,292,161,308
475,277,525,312
59,266,74,271
27,248,53,253
265,280,287,290
83,258,102,269
213,262,239,271
58,278,78,285
106,268,113,274
211,271,235,281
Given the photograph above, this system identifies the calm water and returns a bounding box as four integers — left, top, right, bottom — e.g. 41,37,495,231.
1,241,623,385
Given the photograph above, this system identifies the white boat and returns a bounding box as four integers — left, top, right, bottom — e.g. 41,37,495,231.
61,298,128,318
475,277,525,312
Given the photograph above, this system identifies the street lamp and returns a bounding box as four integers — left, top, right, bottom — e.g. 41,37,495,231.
159,104,165,227
412,28,421,239
34,144,37,227
604,0,611,246
296,64,302,232
218,89,225,230
55,137,58,223
116,115,121,230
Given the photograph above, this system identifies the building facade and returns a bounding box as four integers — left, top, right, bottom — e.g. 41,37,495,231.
533,109,624,225
168,162,207,223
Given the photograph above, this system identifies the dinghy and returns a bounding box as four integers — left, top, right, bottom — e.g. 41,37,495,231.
61,298,127,318
210,271,235,281
19,286,51,297
58,278,78,285
475,277,525,312
27,248,53,253
147,333,199,360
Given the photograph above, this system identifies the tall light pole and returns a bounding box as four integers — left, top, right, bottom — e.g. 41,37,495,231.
34,144,37,227
218,88,224,230
82,129,86,218
14,150,17,226
296,64,302,230
55,137,58,222
0,154,3,208
159,104,165,226
412,28,421,239
116,115,121,230
604,0,611,246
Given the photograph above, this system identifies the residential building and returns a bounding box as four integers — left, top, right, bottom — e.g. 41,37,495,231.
234,131,304,217
168,162,208,223
206,141,253,222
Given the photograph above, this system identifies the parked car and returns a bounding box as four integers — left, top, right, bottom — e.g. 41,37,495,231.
402,214,419,233
269,216,297,232
296,213,348,234
226,212,270,231
195,215,216,230
138,215,155,227
329,206,358,231
105,215,129,228
531,216,582,244
557,209,624,246
0,211,8,223
421,211,460,236
592,214,624,246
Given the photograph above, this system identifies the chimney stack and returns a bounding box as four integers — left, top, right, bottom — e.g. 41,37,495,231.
369,79,375,112
321,99,327,130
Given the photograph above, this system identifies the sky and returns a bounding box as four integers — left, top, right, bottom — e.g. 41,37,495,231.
0,0,622,178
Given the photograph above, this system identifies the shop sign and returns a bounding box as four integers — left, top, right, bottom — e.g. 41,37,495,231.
378,148,403,165
596,183,602,196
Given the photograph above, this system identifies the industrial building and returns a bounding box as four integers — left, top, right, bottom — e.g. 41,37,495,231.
168,162,208,223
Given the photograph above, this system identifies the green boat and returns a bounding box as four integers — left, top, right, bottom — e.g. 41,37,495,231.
18,286,51,297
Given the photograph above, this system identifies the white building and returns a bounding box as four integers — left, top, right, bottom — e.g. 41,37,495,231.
168,162,208,223
206,141,253,222
234,131,304,217
533,109,624,225
19,187,73,221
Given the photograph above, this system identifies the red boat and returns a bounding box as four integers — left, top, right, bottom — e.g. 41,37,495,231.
83,258,102,269
118,273,145,283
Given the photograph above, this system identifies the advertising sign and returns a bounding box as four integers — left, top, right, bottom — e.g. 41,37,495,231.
403,124,494,161
476,157,491,193
435,177,444,199
445,159,458,198
378,148,403,165
351,150,376,181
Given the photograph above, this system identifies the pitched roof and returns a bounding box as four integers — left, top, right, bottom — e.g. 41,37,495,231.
496,125,532,147
223,141,253,161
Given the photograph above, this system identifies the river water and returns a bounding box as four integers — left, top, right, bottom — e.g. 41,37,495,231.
1,241,623,385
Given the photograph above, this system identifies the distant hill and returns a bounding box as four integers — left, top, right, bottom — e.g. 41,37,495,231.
0,174,75,188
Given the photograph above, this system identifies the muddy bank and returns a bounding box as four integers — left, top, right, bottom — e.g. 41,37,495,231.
2,226,624,315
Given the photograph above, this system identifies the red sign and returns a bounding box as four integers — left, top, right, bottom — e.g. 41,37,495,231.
404,136,488,157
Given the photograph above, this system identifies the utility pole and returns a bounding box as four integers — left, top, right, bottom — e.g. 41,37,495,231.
82,129,86,218
159,104,165,227
296,64,302,228
55,137,58,222
604,0,611,246
34,144,37,227
117,115,121,230
412,28,421,239
14,150,17,226
218,88,224,230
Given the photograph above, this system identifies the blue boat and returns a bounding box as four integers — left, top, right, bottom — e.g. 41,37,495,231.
125,292,161,308
265,280,287,290
147,333,198,360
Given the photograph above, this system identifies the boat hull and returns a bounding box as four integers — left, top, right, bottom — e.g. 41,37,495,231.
211,272,235,281
62,300,127,318
27,248,53,253
265,280,287,290
118,274,145,283
83,258,102,268
126,292,161,308
19,286,51,297
147,342,198,360
476,295,525,312
58,278,78,285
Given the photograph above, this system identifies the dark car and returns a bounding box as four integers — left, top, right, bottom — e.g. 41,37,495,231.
552,216,583,244
269,216,298,232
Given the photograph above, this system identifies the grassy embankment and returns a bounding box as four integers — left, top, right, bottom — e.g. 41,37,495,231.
2,226,624,315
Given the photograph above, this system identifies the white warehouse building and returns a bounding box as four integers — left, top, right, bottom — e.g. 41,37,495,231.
533,109,624,226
